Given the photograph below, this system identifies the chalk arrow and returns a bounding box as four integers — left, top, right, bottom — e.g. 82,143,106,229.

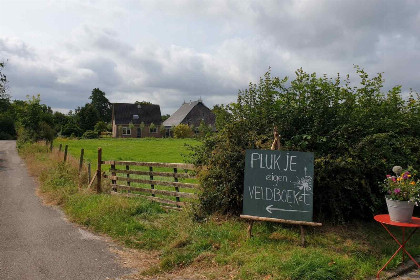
304,166,307,176
266,205,276,213
266,205,310,213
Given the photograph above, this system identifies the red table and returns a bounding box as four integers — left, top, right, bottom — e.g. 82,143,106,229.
374,214,420,279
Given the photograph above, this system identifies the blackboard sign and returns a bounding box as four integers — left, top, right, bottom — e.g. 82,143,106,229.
242,150,314,222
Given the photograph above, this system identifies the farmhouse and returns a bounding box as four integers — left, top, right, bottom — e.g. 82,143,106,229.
111,103,163,138
163,100,215,134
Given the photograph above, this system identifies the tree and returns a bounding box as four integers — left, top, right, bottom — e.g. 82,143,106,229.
89,88,111,122
162,114,171,122
159,124,166,136
16,95,55,145
94,121,108,134
75,103,100,132
0,61,10,112
53,111,71,135
0,115,15,140
0,61,15,139
135,100,152,105
62,122,82,137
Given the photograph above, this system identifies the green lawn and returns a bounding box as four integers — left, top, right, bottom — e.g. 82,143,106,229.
54,137,199,168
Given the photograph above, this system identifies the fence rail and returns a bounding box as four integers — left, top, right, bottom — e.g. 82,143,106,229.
104,159,198,210
102,160,194,169
54,145,198,210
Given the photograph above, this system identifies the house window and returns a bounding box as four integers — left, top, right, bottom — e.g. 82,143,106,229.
122,127,131,135
149,127,157,133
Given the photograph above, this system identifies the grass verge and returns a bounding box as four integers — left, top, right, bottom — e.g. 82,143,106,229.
20,141,420,280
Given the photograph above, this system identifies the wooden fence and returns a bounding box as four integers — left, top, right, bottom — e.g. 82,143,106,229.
102,160,198,210
54,145,198,210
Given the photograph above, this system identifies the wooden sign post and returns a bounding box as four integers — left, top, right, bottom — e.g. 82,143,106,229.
241,128,321,246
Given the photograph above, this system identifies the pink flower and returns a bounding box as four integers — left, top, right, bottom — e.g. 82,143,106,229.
392,176,397,182
386,175,391,178
394,188,401,194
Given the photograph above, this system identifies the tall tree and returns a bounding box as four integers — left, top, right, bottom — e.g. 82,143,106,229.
89,88,111,122
0,61,10,112
0,61,16,140
75,103,100,132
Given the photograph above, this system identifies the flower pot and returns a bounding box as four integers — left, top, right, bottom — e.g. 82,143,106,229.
386,197,415,223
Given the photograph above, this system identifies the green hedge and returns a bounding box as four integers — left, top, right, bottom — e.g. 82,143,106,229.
190,67,420,223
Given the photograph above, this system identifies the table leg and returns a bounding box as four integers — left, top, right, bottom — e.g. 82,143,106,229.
403,228,405,263
376,225,420,279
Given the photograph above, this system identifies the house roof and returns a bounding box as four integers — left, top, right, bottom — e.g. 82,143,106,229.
113,103,162,125
163,101,201,127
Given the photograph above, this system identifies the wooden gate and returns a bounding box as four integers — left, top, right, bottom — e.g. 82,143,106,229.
103,160,198,210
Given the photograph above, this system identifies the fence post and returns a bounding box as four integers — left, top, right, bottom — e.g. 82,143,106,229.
126,165,131,193
111,161,116,192
96,147,102,193
88,162,91,184
59,144,62,152
174,167,180,206
49,140,53,152
79,148,84,174
64,145,68,162
150,166,155,197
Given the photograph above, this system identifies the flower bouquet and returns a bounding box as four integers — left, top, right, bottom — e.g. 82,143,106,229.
383,166,420,222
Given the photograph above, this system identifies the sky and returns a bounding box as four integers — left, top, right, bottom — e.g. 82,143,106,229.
1,0,420,115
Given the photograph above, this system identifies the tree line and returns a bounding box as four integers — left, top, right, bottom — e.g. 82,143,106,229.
0,61,113,143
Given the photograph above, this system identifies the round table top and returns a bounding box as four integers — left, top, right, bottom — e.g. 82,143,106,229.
374,214,420,227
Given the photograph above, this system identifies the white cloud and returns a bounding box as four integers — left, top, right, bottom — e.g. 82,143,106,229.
1,0,419,115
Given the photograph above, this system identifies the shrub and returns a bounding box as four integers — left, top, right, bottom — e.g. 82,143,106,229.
82,130,99,139
62,123,82,137
0,114,16,139
173,124,193,138
190,68,420,223
94,121,108,134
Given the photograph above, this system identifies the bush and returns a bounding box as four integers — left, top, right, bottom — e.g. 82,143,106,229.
173,124,193,138
62,123,82,137
0,114,16,139
82,130,99,139
190,68,420,223
94,121,108,134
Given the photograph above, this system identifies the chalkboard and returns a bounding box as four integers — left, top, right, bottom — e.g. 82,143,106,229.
242,150,314,222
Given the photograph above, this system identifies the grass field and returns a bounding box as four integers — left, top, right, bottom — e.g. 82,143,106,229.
21,141,420,279
54,137,199,168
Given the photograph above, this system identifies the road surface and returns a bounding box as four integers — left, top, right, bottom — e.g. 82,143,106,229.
0,140,131,280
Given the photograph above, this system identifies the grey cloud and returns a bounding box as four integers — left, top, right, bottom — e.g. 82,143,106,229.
0,38,34,59
250,0,420,60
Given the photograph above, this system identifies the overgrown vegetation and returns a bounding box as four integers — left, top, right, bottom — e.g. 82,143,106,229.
191,67,420,223
19,142,420,279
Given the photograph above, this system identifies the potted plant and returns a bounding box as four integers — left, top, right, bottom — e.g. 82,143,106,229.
383,166,420,223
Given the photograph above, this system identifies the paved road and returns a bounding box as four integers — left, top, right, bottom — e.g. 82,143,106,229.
0,141,131,280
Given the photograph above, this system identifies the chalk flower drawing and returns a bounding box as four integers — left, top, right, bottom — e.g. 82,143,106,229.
293,175,313,192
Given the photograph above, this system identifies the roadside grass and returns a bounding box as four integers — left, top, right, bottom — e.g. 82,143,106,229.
19,141,420,279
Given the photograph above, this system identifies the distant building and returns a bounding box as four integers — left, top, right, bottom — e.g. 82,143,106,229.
163,100,215,135
111,103,163,138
